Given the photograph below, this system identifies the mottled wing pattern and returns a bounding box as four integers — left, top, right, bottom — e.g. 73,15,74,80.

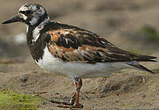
43,22,156,63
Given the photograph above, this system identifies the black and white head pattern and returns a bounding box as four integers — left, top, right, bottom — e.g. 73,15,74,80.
18,3,49,26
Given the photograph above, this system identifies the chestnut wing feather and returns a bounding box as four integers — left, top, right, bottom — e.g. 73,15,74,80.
43,23,156,63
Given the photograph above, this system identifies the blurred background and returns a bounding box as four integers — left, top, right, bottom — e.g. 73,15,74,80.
1,0,159,59
0,0,159,110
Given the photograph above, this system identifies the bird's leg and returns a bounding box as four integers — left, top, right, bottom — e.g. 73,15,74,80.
52,77,83,109
70,77,83,108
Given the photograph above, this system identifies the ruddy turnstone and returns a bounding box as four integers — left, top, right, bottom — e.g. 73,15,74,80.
2,3,157,109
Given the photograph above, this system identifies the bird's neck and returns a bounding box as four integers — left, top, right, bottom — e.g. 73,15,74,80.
26,17,50,44
36,16,50,28
26,17,50,61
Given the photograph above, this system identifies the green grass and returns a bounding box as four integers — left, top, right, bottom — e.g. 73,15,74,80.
0,89,44,110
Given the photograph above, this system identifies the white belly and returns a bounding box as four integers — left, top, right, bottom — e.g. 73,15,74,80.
36,46,132,78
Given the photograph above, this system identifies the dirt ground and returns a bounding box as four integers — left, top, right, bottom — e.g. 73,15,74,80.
0,0,159,110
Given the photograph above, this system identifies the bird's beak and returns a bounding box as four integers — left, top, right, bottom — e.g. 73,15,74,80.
2,15,23,24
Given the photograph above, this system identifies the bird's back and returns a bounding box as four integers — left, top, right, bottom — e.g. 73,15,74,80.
38,22,156,64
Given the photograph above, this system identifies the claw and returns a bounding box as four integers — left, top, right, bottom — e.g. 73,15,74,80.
48,99,83,109
57,104,83,109
48,99,72,105
46,78,83,109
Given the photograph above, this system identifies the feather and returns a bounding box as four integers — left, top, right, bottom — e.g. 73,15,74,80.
38,22,158,64
127,61,154,73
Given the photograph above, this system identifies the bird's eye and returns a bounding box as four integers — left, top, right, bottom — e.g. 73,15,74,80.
20,10,32,15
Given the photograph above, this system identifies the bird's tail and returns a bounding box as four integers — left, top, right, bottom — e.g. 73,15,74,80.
136,55,157,62
127,61,154,73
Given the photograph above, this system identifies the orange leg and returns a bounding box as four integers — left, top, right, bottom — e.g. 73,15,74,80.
70,78,83,108
51,77,83,109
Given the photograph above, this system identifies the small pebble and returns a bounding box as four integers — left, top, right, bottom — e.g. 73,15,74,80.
20,74,29,83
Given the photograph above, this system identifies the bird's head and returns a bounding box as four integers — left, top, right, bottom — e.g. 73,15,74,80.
2,3,50,27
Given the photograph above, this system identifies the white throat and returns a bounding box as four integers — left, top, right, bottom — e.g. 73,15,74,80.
32,17,50,42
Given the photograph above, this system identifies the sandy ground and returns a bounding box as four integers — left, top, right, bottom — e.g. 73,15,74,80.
0,0,159,110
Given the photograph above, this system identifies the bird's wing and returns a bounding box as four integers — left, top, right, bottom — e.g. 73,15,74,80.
43,22,156,64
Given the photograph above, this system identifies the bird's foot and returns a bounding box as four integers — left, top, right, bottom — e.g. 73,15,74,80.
48,99,83,109
57,103,83,109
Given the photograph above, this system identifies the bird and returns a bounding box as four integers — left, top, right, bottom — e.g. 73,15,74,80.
2,3,157,109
